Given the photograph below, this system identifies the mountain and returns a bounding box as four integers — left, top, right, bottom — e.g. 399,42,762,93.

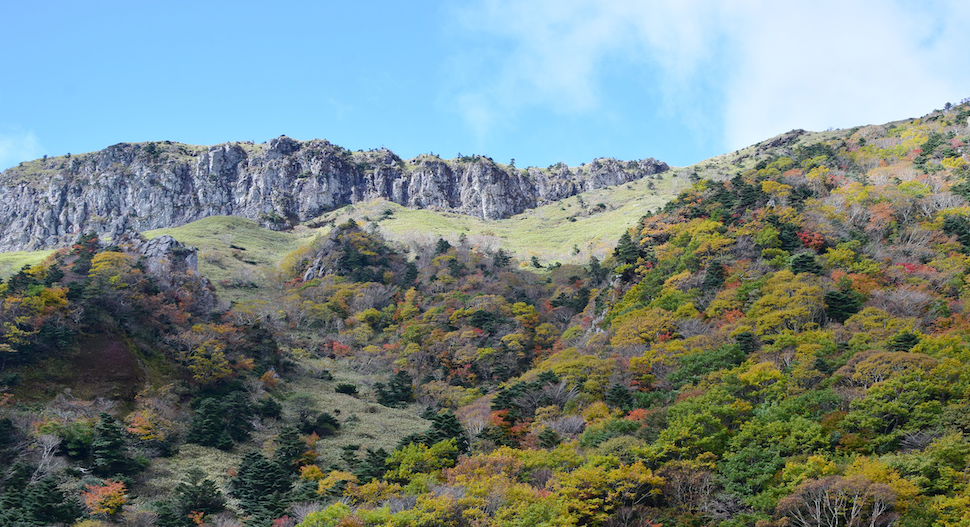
3,103,970,527
0,136,667,252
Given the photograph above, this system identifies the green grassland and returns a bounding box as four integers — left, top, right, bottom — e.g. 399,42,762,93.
143,216,319,304
310,169,691,265
0,249,55,278
127,169,688,304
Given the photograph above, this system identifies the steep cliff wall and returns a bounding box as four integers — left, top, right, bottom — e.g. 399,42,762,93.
0,137,668,251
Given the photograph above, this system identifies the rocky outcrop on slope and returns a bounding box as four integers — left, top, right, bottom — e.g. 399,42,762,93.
0,137,668,251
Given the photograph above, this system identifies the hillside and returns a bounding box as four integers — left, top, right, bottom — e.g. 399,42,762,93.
0,136,667,252
1,103,970,527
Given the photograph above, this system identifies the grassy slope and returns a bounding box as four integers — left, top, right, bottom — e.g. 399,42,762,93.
143,216,319,304
0,250,55,278
126,170,688,305
310,170,691,264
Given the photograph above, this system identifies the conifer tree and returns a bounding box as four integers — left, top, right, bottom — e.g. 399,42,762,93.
273,426,305,473
91,412,134,476
354,447,389,484
173,468,225,518
231,450,290,520
20,477,83,526
614,232,640,265
186,398,233,450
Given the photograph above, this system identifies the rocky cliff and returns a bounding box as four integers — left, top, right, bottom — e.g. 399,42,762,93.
0,137,668,251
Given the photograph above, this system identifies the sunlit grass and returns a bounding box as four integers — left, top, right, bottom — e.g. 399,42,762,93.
0,249,54,278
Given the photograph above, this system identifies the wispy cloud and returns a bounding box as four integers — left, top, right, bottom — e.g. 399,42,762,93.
720,0,970,149
0,128,43,171
446,0,970,155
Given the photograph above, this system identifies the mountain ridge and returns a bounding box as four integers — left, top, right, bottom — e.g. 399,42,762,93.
0,136,668,252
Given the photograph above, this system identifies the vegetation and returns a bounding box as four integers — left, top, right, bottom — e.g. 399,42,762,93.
2,103,970,526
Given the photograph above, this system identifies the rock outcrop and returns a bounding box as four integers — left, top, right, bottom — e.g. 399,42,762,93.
0,138,668,251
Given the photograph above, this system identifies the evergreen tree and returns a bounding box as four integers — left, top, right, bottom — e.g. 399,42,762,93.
493,248,512,269
91,412,134,476
614,232,640,265
824,286,864,323
604,384,634,411
538,428,561,449
186,398,233,450
299,412,340,437
273,426,305,473
354,447,388,484
428,410,470,454
702,260,726,292
376,370,413,408
735,331,758,355
403,262,419,284
20,477,82,526
341,444,362,471
435,238,452,254
790,253,822,275
586,256,608,284
231,450,290,520
221,391,256,443
887,330,921,352
173,468,225,518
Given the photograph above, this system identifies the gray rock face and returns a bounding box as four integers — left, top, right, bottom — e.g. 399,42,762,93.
0,138,668,251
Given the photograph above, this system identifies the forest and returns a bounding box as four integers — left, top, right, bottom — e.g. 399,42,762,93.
2,104,970,527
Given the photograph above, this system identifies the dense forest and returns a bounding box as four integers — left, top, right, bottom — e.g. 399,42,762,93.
2,104,970,526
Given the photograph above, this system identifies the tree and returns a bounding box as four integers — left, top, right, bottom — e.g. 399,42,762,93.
614,232,640,265
376,370,413,408
776,476,897,527
91,413,135,476
20,477,83,526
747,270,823,335
81,479,127,518
790,253,822,275
824,286,863,323
231,450,290,519
605,384,634,411
273,426,306,472
173,468,226,519
435,238,452,255
493,248,513,269
186,398,233,450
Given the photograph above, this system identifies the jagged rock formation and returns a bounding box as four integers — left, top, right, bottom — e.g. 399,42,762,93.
0,137,668,251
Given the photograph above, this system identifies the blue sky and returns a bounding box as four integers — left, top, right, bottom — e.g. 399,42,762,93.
2,0,968,171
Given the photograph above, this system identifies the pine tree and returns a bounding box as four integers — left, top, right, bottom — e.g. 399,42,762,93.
790,253,822,275
493,248,512,269
186,398,233,450
91,412,133,476
604,384,634,411
428,410,470,454
887,330,921,352
221,391,256,443
435,238,452,254
538,428,561,448
702,261,725,292
20,477,83,526
376,371,414,408
614,232,640,265
273,426,305,473
231,450,290,519
354,448,389,483
173,468,225,518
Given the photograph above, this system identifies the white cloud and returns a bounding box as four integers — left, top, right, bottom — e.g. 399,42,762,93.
721,0,970,149
448,0,970,155
0,128,43,171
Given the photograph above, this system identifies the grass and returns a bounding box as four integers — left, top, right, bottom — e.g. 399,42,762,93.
308,170,690,265
143,216,319,304
0,249,55,278
284,358,431,468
